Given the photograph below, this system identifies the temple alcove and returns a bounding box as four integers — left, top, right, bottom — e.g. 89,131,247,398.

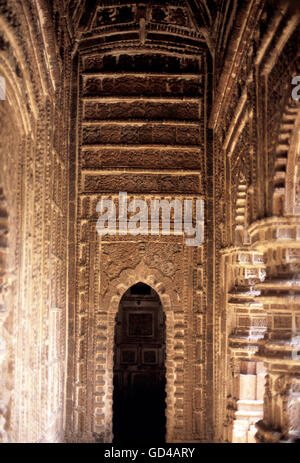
113,283,166,444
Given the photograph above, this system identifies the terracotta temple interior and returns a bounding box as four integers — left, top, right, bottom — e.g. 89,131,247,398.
0,0,300,443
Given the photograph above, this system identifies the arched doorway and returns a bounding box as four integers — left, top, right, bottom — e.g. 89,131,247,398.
113,282,166,444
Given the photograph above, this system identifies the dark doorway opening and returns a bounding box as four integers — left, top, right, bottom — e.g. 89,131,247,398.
113,283,166,444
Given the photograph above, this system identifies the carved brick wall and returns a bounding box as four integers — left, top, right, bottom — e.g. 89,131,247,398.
212,0,300,443
0,0,71,443
66,0,211,443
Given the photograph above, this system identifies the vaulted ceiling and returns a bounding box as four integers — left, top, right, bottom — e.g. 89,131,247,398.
63,0,220,53
67,0,218,29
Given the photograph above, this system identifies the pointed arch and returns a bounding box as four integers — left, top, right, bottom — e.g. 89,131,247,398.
99,264,179,443
112,282,167,443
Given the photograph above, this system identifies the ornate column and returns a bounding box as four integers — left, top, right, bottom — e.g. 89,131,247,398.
0,187,17,443
227,249,266,355
249,218,300,442
222,248,267,443
0,271,15,443
0,278,8,442
0,187,9,442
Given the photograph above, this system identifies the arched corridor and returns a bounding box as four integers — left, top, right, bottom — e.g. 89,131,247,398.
0,0,300,444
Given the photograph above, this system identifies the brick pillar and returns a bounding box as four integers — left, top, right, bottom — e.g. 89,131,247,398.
249,218,300,442
222,248,267,442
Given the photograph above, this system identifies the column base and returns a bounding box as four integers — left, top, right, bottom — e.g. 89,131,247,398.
255,420,283,443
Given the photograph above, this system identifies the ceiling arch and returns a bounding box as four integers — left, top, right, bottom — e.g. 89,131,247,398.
65,0,218,53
